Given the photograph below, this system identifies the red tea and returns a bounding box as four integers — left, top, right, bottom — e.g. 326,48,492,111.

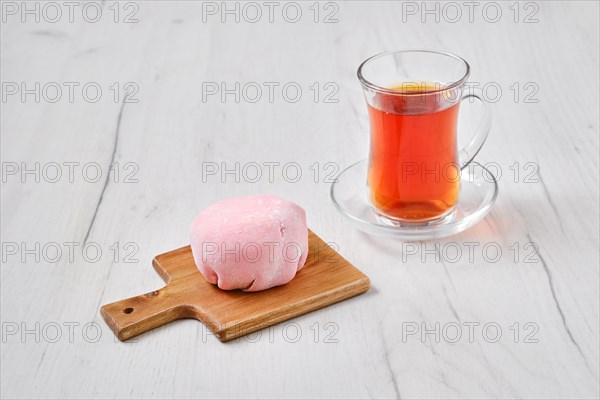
368,83,461,221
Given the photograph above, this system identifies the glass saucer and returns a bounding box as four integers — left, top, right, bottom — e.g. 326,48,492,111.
330,160,498,240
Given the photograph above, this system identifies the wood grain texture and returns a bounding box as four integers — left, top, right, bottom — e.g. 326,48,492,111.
1,2,599,399
101,230,370,341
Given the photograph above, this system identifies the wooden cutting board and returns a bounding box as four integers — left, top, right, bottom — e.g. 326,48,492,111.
100,230,370,342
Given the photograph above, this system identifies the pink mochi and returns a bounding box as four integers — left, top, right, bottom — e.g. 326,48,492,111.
190,195,309,292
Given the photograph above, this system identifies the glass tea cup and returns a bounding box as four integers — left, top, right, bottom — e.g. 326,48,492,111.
358,50,491,223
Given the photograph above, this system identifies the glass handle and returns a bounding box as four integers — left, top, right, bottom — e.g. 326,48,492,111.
459,88,492,169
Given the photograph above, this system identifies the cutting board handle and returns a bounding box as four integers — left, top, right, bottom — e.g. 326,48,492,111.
100,285,192,341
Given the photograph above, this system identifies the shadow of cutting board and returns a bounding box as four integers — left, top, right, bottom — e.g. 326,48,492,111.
100,230,370,342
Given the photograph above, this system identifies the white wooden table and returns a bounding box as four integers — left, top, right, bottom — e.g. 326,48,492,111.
1,1,599,399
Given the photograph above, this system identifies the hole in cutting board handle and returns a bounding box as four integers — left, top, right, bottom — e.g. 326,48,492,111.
123,307,134,314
